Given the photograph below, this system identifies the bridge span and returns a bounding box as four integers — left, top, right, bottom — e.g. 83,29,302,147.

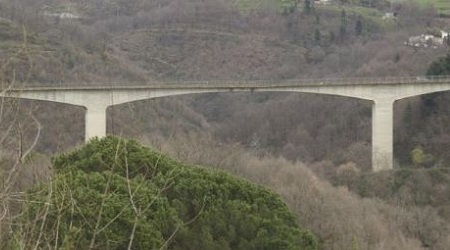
2,76,450,171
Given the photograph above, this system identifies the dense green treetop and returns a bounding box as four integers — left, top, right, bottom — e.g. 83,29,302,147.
14,136,317,250
426,54,450,76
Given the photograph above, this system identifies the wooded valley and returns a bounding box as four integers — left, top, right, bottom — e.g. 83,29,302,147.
1,0,450,248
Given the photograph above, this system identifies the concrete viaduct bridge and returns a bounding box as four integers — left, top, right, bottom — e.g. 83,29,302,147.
2,76,450,171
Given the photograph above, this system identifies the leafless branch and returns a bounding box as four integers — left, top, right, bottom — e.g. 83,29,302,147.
20,113,41,163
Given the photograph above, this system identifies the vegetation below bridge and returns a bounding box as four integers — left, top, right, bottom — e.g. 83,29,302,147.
5,136,317,249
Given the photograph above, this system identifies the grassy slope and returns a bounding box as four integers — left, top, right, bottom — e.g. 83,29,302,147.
406,0,450,15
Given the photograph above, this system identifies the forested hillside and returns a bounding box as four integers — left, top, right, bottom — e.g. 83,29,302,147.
1,0,450,248
0,0,448,164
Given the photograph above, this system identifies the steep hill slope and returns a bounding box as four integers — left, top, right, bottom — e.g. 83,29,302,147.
0,0,448,166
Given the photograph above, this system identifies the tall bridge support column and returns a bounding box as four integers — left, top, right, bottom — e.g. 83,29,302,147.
372,98,394,171
85,104,108,142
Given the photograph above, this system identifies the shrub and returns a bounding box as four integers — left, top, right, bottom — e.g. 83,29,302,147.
13,136,317,249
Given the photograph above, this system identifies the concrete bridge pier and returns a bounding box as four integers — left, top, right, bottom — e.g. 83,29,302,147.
85,104,108,141
372,98,394,171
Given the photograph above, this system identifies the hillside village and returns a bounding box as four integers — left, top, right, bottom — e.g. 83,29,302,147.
405,30,450,48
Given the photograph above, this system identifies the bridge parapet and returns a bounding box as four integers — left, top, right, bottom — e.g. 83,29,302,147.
2,75,450,91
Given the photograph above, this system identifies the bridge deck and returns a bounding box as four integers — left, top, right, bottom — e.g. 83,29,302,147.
2,75,450,172
2,75,450,91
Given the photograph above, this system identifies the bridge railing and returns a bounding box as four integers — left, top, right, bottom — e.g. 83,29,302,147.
3,75,450,90
129,75,450,87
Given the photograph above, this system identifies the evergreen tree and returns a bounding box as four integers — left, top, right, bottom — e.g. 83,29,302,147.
426,54,450,76
304,0,312,14
315,28,321,44
355,16,363,36
13,137,318,250
329,31,336,44
339,9,347,38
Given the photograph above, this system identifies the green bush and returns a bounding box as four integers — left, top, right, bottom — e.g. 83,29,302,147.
426,54,450,76
14,136,317,249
